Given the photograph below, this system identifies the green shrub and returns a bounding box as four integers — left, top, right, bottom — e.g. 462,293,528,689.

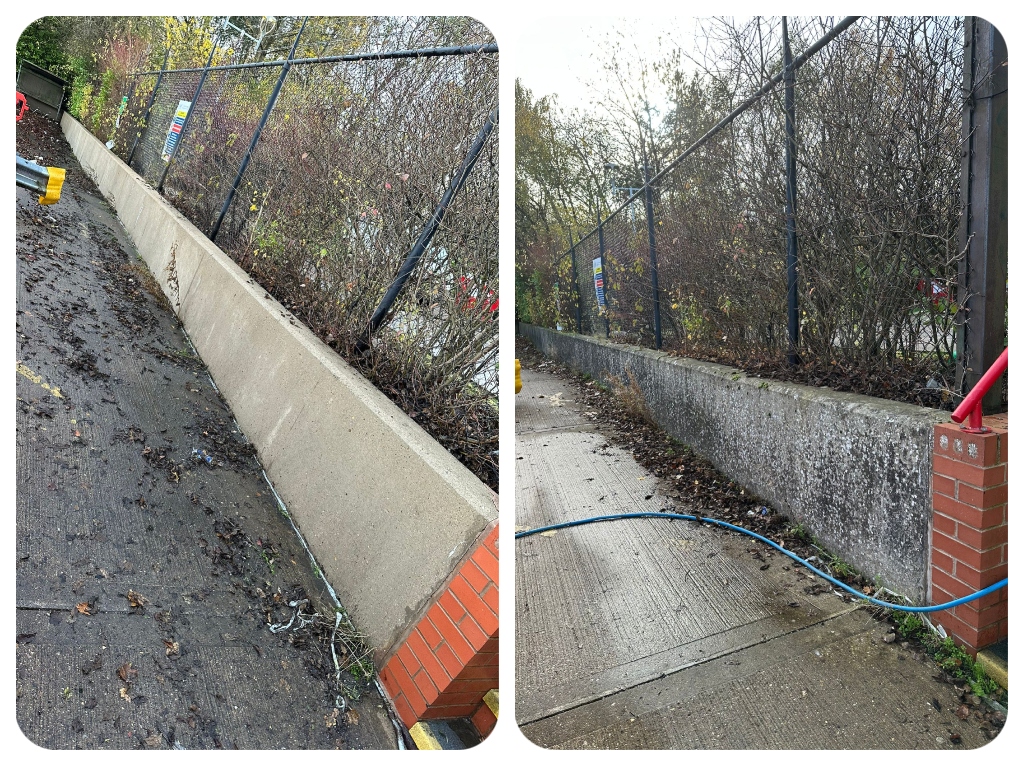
932,637,1000,697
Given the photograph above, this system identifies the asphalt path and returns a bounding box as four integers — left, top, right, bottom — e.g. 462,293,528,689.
15,111,397,750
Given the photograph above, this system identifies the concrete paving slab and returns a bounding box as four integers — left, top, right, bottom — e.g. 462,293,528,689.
515,364,995,749
517,368,852,724
520,609,989,749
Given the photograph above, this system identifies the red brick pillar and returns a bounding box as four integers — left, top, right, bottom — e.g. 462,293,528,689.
379,523,498,730
930,418,1008,653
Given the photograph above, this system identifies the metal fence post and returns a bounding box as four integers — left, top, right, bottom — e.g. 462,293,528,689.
157,35,220,194
126,48,170,168
643,163,662,349
569,235,583,334
782,16,800,367
358,106,498,350
597,220,610,338
210,18,307,241
957,17,1008,412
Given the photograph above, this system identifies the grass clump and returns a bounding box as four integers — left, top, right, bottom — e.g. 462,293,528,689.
607,369,655,426
932,637,1001,697
892,613,1001,697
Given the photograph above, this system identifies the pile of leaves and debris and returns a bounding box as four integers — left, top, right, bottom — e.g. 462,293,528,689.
516,336,1006,739
189,482,379,714
661,340,958,411
258,586,376,717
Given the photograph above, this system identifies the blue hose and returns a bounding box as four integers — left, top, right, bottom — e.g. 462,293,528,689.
515,511,1008,613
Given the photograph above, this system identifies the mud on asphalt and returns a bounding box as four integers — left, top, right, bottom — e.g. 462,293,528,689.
15,110,398,749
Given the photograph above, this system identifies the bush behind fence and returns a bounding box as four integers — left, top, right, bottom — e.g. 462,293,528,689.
75,20,499,489
531,17,977,407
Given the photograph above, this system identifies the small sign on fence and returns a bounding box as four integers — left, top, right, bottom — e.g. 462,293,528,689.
593,256,606,312
161,100,192,162
115,95,129,129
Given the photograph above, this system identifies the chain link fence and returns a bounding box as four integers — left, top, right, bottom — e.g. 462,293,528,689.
75,18,499,489
531,17,1004,409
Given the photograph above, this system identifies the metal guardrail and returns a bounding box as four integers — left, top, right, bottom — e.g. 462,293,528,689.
16,154,64,204
951,347,1008,433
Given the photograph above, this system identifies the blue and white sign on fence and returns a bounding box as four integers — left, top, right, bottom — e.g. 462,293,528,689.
593,257,606,311
162,100,192,162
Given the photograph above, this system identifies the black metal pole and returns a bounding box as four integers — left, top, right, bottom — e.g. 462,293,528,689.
570,235,582,334
130,43,499,76
598,221,610,339
783,16,800,367
210,18,307,241
957,17,1008,412
643,162,662,349
358,106,498,350
157,35,220,193
127,48,170,168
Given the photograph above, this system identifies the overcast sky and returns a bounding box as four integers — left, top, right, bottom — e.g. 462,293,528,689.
516,16,700,120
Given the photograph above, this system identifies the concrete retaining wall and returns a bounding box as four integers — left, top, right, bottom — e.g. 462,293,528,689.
520,323,947,600
62,115,498,659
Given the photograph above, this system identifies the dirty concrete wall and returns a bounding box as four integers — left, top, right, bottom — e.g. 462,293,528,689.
520,324,947,601
61,115,498,660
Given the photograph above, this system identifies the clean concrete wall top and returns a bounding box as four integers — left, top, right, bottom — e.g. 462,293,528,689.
62,115,498,658
521,324,946,600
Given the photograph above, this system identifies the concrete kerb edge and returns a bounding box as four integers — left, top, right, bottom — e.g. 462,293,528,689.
60,114,498,657
519,323,948,600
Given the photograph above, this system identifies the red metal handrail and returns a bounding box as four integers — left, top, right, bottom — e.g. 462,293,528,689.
951,347,1008,433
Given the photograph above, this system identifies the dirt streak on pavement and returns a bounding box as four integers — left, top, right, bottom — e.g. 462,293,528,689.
15,111,398,750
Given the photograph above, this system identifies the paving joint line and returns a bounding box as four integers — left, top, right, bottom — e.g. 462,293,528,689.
518,603,864,726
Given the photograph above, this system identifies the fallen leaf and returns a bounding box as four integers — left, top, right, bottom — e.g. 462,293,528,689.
76,602,92,615
345,709,360,725
117,662,137,682
126,589,148,608
163,640,180,656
